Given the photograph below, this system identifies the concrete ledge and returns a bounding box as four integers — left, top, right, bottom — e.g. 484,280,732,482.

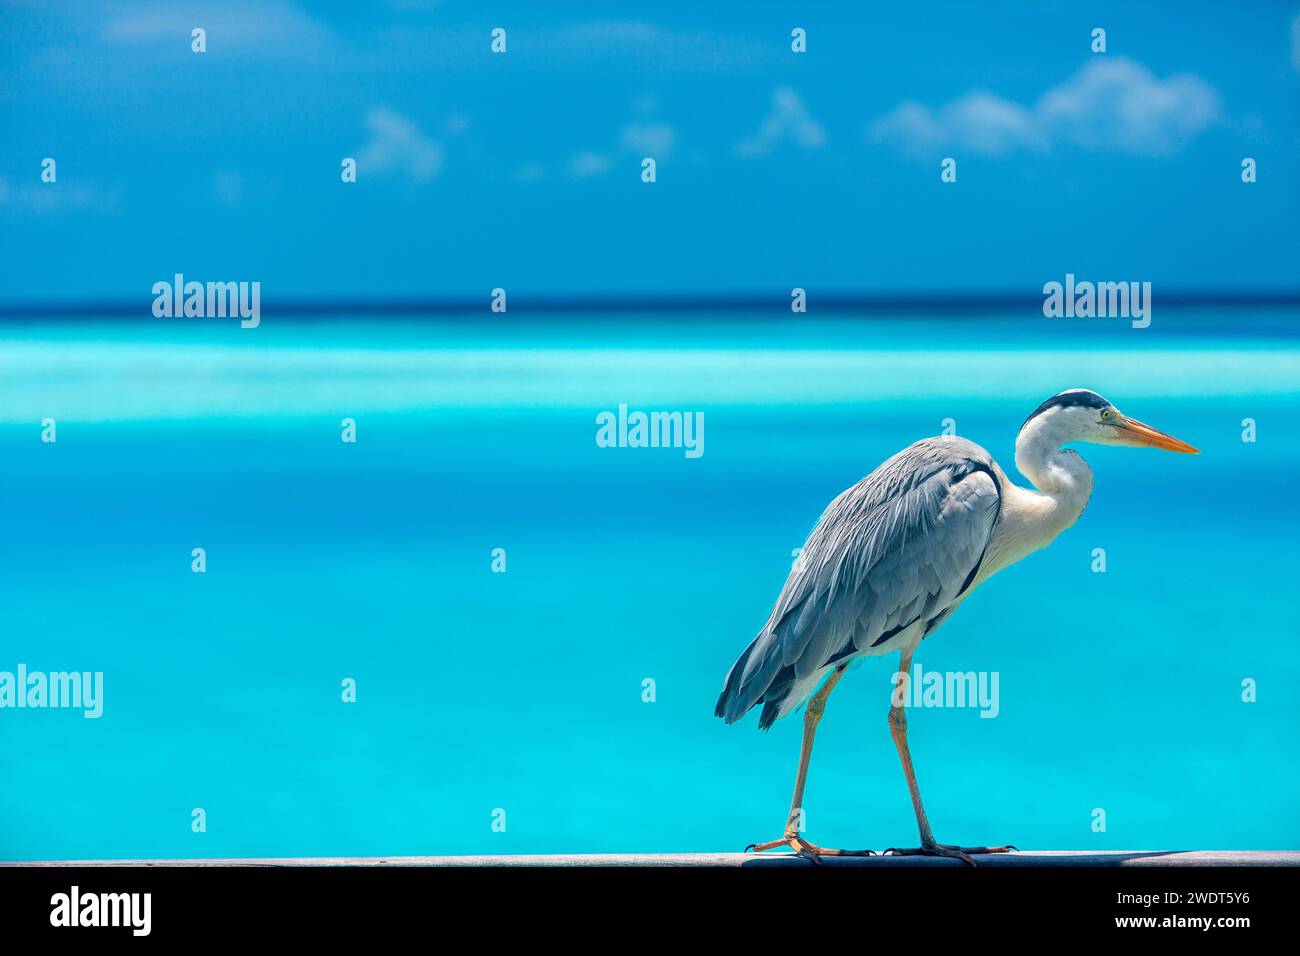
5,851,1298,868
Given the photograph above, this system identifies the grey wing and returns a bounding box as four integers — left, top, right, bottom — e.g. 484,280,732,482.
715,437,1001,728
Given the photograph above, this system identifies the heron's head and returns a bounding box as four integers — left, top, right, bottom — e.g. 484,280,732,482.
1019,389,1199,454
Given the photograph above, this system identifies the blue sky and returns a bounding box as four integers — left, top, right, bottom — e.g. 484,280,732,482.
2,0,1297,300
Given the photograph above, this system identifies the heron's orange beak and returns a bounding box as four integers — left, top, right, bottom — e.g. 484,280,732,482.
1115,416,1199,454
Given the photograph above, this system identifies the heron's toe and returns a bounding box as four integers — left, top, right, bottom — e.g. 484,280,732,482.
947,843,1017,855
883,844,977,866
745,833,874,862
792,842,825,865
745,835,796,854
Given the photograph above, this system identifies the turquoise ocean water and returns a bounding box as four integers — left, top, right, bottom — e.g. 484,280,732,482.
1,309,1296,860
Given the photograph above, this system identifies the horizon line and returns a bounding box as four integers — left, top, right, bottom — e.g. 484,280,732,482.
1,288,1298,320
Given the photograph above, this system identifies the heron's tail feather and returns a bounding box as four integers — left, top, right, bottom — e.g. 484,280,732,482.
714,628,794,730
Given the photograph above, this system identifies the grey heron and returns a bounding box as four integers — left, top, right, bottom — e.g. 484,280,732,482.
715,389,1197,864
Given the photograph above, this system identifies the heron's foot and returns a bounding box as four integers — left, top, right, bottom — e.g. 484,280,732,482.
745,831,875,865
882,842,1017,867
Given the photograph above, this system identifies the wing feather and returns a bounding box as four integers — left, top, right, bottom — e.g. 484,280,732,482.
716,437,1001,725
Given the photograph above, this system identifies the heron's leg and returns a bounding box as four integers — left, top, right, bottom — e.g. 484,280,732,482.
882,648,1015,866
746,666,872,862
888,649,938,845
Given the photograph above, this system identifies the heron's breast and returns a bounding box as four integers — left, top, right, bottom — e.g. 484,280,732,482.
981,483,1086,581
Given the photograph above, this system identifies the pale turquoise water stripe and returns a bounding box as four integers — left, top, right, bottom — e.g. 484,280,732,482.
1,342,1296,422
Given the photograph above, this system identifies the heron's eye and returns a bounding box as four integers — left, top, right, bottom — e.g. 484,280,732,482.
1100,408,1112,421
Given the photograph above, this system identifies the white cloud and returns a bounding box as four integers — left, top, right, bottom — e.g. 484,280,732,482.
538,113,676,183
103,1,330,54
870,57,1222,157
554,118,675,181
356,108,444,182
871,94,1042,157
735,87,826,158
566,152,612,179
619,121,676,158
1039,58,1222,151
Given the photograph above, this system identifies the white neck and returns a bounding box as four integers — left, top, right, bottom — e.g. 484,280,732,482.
1014,414,1095,502
982,415,1095,579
